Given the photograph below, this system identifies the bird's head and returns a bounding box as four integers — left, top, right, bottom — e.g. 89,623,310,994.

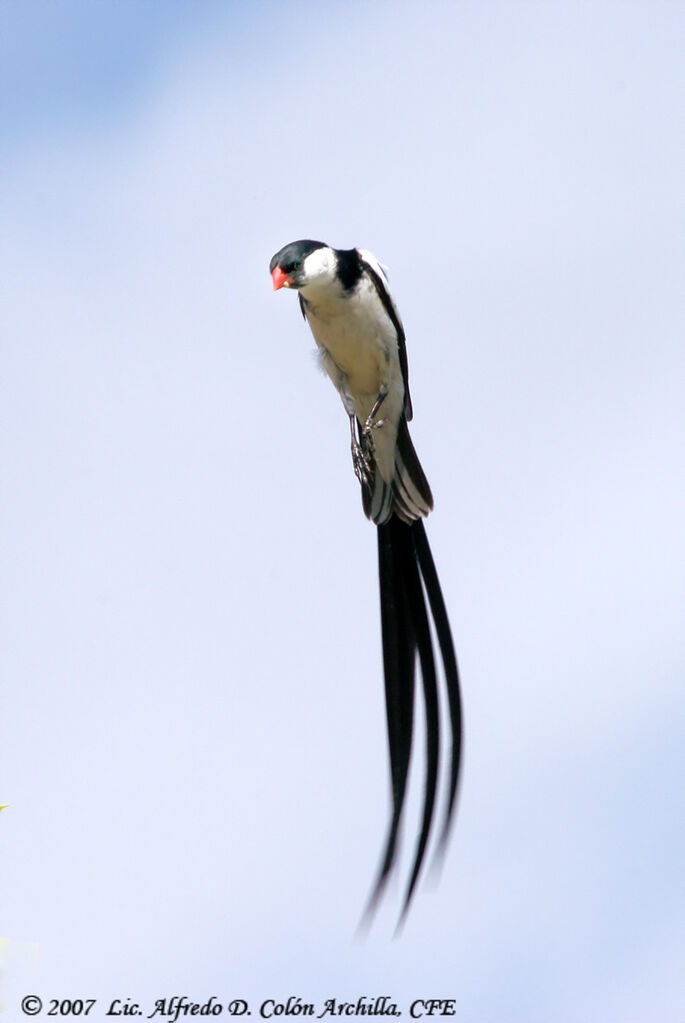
269,239,333,291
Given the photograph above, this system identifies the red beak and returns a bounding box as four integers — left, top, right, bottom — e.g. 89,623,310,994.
271,266,291,291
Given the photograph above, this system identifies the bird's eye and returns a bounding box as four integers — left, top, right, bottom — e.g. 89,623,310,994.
290,260,301,272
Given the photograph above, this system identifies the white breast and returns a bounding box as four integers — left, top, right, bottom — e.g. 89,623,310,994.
304,277,399,396
301,273,406,484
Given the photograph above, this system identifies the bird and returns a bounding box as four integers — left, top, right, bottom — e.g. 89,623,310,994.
269,240,462,928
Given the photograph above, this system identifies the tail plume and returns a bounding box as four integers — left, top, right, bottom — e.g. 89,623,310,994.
361,517,462,930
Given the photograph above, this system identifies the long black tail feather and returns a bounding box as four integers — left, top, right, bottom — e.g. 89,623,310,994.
395,522,440,930
413,519,463,856
360,521,416,926
363,516,462,929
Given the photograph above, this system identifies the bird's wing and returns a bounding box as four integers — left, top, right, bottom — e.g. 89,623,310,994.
358,250,413,421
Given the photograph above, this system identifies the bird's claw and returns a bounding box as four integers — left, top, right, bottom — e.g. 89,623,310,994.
351,437,374,486
350,400,387,486
362,414,388,436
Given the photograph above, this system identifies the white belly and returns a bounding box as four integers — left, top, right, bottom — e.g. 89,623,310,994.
300,276,406,484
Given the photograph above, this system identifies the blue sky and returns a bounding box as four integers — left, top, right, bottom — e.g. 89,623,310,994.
2,1,684,1020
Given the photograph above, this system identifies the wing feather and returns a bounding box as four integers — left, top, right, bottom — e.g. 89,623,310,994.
358,251,413,421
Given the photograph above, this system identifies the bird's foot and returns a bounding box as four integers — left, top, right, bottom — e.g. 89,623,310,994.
361,391,388,439
361,413,388,437
351,436,374,486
